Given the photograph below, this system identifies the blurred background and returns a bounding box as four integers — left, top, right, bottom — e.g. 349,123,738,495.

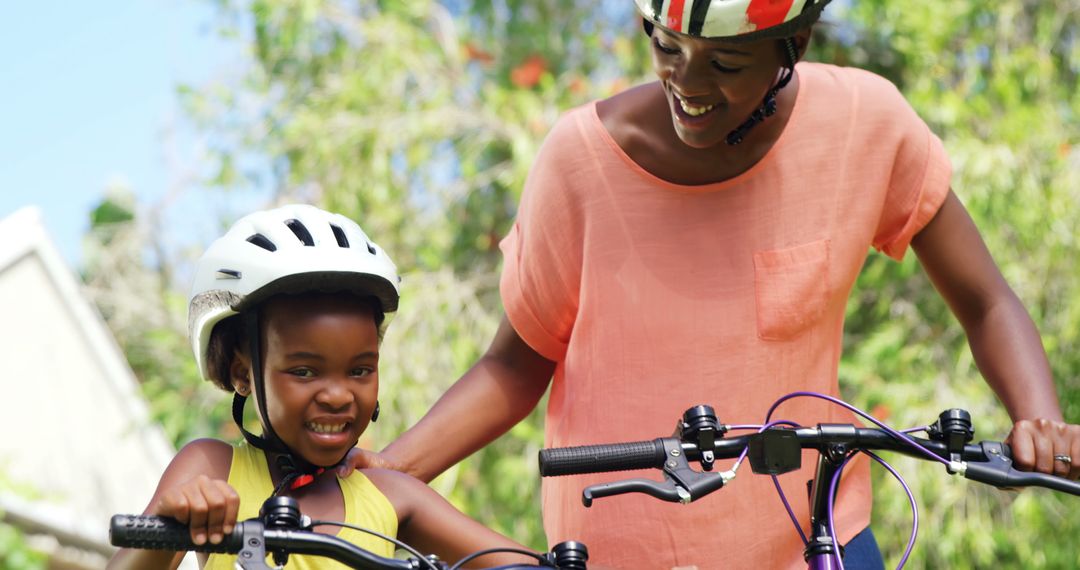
1,0,1078,568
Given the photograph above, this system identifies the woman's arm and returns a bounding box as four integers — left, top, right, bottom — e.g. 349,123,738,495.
366,468,538,568
106,439,237,570
379,315,556,482
911,190,1080,478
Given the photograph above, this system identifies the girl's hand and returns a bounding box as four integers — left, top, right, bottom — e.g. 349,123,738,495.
151,475,240,546
1006,419,1080,480
336,447,403,478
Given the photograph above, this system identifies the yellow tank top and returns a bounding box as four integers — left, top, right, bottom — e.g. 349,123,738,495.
205,443,398,569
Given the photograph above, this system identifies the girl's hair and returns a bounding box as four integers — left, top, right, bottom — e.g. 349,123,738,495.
203,292,386,392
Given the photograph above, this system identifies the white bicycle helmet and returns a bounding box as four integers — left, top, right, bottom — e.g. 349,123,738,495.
188,204,400,384
634,0,831,41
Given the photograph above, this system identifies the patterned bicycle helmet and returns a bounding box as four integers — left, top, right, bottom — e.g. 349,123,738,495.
634,0,832,42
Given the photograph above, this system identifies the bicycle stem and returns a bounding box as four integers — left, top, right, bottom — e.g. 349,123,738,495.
804,439,849,570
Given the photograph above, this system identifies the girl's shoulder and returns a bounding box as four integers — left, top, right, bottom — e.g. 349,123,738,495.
357,468,439,514
167,438,234,481
358,467,426,493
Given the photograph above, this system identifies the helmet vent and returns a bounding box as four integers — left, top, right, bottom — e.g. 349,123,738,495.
247,234,277,251
285,219,315,246
366,242,376,254
330,224,350,248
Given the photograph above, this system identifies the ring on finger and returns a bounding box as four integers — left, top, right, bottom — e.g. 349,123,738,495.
1053,454,1072,464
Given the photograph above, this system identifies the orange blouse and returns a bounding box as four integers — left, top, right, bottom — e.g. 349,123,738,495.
500,62,951,569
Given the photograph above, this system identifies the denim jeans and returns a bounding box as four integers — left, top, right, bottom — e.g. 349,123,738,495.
842,526,885,570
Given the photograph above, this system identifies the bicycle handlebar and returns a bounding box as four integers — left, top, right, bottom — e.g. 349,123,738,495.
539,439,669,476
538,430,986,476
110,497,590,570
539,419,1080,502
110,513,423,569
536,401,1080,567
110,513,240,555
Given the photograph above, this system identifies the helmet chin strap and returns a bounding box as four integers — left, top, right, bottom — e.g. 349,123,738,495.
232,311,345,496
725,37,800,146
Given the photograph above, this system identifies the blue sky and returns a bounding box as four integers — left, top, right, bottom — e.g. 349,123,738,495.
1,1,259,267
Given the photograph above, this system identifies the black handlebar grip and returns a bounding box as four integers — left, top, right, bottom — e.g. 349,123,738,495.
109,514,241,553
539,439,667,476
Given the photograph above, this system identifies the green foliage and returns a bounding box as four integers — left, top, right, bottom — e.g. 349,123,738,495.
835,1,1080,567
89,196,135,228
85,0,1079,563
0,524,47,570
190,0,647,275
131,291,236,446
179,1,649,546
83,192,236,447
0,472,48,570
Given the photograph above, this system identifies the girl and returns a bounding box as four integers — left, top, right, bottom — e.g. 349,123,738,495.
107,204,537,569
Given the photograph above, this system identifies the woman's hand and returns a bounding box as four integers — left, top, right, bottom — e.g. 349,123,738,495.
1006,419,1080,480
336,447,404,478
152,474,240,546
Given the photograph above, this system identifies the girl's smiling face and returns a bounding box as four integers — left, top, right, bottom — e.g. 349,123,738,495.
235,293,381,467
649,27,798,149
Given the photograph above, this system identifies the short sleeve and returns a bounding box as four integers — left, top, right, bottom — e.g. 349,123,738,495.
869,81,952,260
499,112,587,361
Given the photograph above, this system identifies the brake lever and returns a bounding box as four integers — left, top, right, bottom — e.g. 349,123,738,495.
235,520,274,570
583,477,682,506
581,438,730,506
958,441,1080,496
959,440,1041,491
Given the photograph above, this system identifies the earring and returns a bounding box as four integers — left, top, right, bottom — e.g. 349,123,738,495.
371,401,380,423
235,385,249,396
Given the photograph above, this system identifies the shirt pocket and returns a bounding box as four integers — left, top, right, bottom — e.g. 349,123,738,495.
753,239,830,341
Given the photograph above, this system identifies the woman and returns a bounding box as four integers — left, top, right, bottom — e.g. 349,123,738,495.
352,1,1080,568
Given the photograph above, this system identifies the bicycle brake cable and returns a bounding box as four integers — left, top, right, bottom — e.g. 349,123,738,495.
309,520,442,570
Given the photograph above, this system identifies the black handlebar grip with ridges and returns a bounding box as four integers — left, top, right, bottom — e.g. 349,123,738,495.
539,439,668,476
109,514,242,553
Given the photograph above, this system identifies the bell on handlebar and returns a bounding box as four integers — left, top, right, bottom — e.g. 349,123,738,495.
928,409,974,457
259,497,304,568
549,541,589,570
260,497,303,529
680,405,725,471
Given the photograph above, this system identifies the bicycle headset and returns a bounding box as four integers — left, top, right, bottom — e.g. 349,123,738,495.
188,204,400,496
633,0,833,145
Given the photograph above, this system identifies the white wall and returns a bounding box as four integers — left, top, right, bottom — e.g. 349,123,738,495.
0,208,189,567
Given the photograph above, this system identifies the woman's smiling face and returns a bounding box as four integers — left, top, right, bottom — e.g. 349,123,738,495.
238,292,381,468
649,26,793,149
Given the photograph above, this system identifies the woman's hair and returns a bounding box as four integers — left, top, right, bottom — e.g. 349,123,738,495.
203,292,386,392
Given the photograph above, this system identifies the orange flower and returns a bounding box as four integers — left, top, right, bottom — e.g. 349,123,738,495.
511,54,549,89
464,42,495,64
568,75,587,96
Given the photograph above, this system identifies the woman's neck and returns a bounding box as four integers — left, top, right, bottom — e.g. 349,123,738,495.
598,69,801,186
